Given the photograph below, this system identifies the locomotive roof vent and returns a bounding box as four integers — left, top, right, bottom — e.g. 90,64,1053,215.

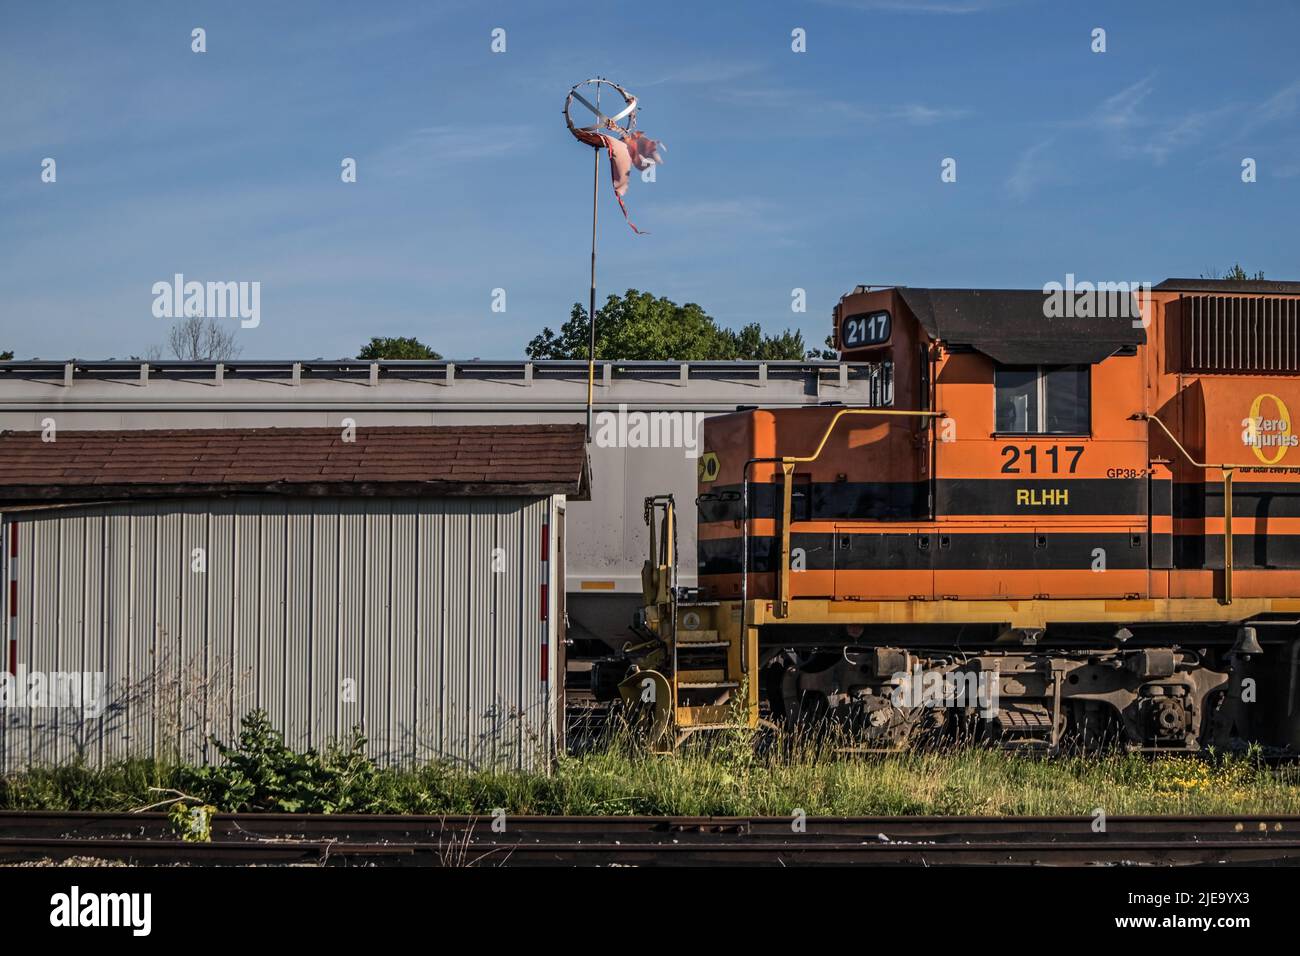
1156,278,1300,295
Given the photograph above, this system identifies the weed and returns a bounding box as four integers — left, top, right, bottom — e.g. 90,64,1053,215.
3,711,1299,816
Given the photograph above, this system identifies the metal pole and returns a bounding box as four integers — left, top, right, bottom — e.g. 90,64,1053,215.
586,143,599,442
1224,468,1234,604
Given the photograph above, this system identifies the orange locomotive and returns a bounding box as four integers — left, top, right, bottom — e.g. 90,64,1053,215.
600,279,1300,752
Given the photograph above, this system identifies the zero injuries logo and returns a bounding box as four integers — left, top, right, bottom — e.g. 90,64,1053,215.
697,452,720,482
1241,393,1298,465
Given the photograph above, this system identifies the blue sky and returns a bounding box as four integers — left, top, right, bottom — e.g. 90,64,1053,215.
2,0,1298,360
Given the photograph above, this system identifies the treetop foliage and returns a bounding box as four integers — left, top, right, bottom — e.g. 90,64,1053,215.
357,336,443,360
525,289,817,361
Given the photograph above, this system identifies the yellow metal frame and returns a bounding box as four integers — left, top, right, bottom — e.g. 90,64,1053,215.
642,495,676,607
1141,413,1300,604
770,407,943,618
673,616,760,730
642,493,763,733
748,596,1300,629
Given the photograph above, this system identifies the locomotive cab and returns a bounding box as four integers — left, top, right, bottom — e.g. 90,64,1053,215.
697,285,1149,605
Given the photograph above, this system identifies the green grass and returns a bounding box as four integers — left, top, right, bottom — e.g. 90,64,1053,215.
2,714,1299,817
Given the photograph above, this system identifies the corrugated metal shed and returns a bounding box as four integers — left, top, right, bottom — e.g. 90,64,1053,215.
1,496,562,771
0,424,579,771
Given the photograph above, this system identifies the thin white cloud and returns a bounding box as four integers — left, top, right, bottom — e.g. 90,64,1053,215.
1276,162,1300,179
649,198,778,231
1076,74,1300,166
1091,76,1156,132
370,126,530,178
1077,75,1227,165
1241,78,1300,135
1256,79,1300,122
285,7,459,53
1005,138,1054,200
889,103,970,125
716,86,969,125
643,61,764,87
1139,108,1230,164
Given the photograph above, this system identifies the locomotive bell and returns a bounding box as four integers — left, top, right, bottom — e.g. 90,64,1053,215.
1232,626,1263,657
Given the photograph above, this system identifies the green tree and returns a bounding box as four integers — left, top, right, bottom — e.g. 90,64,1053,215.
1202,264,1266,282
356,336,442,360
0,351,13,361
526,289,808,361
807,334,838,361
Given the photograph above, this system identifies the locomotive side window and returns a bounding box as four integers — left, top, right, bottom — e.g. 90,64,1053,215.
1044,365,1090,433
995,367,1038,432
994,364,1090,435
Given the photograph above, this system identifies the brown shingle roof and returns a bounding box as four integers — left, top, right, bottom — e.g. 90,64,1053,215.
0,425,590,503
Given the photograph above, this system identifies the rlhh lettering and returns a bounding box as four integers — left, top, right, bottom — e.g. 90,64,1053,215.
1016,488,1068,506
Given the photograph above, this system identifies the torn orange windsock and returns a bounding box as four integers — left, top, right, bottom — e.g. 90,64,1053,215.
574,127,664,234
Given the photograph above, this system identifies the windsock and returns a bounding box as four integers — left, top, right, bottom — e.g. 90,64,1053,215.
574,127,664,234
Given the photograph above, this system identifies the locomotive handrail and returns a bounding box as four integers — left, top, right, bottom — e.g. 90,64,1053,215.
741,407,945,638
778,406,944,464
1135,412,1300,604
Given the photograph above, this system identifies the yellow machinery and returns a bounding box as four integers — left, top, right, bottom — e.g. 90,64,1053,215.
617,495,758,750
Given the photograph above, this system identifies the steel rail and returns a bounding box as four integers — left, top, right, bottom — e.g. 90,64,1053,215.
2,812,1298,867
3,810,1296,837
2,835,1299,867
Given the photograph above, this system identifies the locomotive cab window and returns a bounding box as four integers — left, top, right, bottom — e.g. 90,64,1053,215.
994,364,1090,435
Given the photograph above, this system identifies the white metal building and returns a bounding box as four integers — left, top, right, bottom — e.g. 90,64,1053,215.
0,424,589,771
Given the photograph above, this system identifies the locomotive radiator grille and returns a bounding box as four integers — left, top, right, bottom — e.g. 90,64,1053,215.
1184,294,1300,374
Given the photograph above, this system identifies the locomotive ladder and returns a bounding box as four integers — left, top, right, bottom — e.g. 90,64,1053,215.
643,494,756,740
671,595,752,737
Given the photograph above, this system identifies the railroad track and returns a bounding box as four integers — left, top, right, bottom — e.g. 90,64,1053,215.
1,812,1297,866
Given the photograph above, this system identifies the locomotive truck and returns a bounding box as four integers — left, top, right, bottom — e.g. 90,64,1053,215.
592,278,1300,752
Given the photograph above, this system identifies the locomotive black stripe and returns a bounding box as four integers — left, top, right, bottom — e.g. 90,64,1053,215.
1151,476,1173,515
699,531,1300,575
699,531,1149,575
697,482,928,523
1174,481,1300,519
1173,533,1300,570
698,478,1147,521
1151,476,1174,569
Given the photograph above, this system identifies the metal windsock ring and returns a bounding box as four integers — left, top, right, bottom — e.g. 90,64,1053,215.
565,77,664,234
564,77,638,135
